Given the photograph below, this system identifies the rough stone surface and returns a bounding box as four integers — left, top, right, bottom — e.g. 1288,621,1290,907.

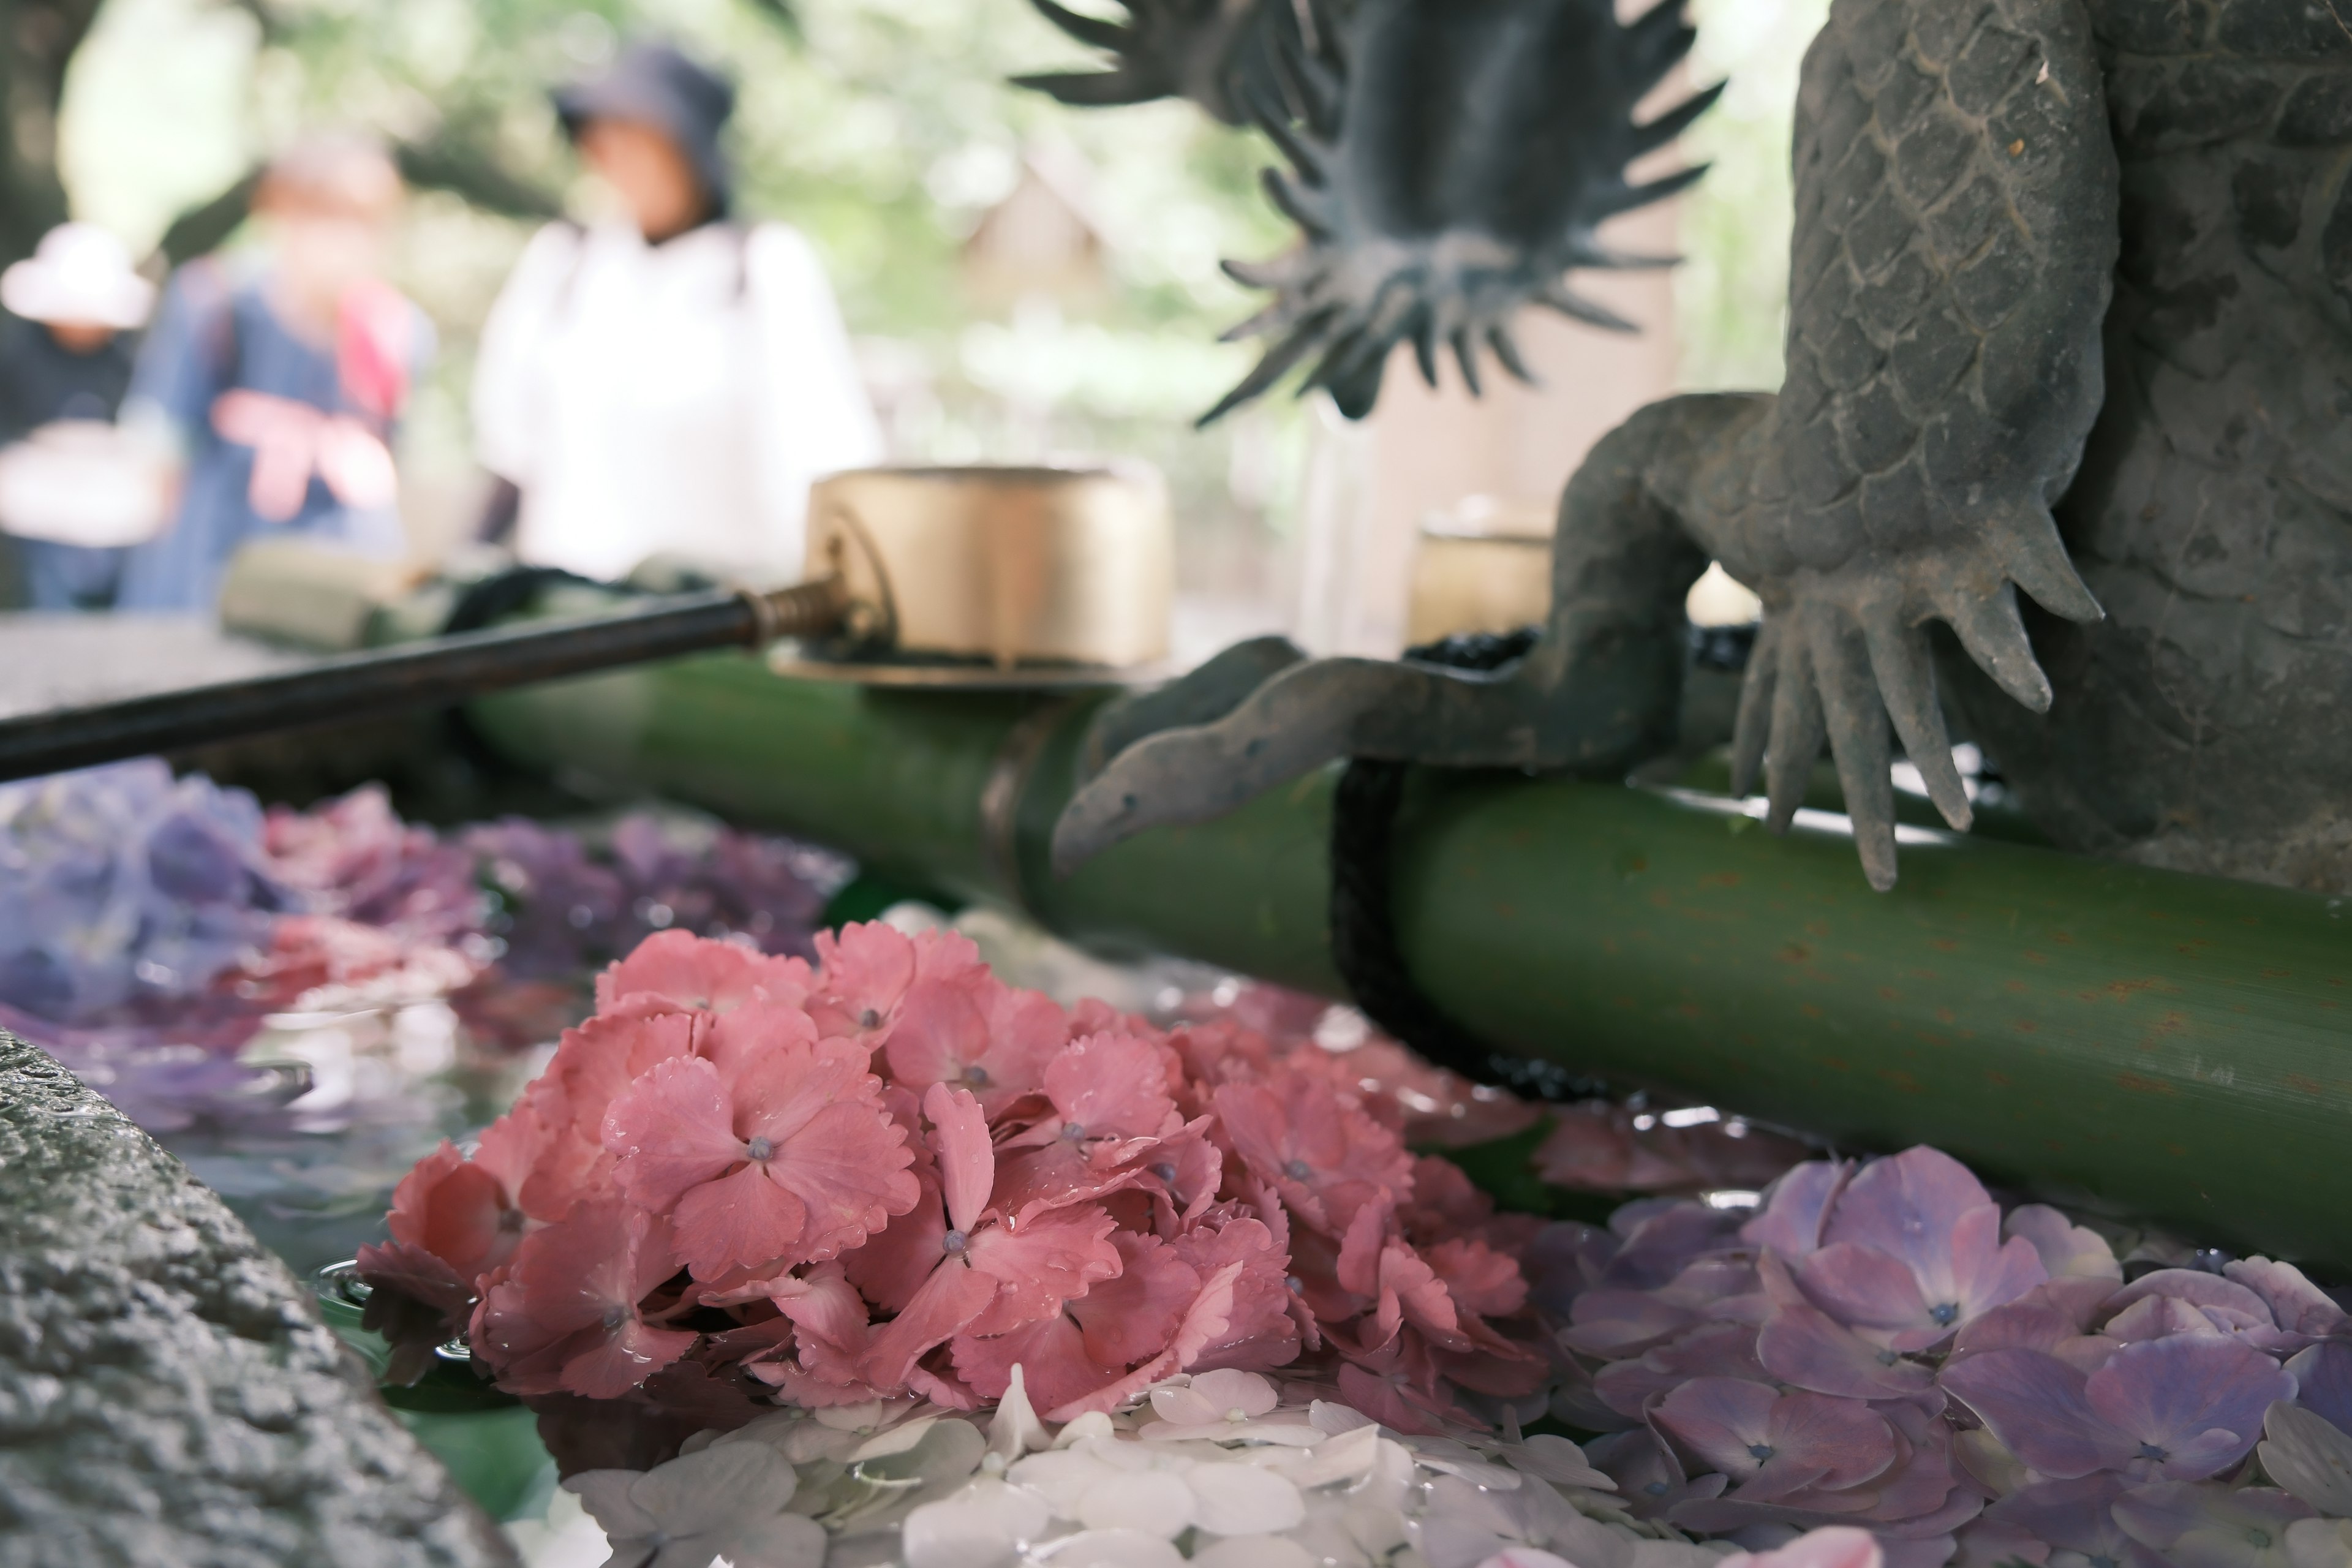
0,1030,518,1568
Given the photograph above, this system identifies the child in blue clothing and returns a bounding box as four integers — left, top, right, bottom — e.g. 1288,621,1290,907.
116,137,431,612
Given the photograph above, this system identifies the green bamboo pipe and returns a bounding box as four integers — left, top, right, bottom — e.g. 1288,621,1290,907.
466,649,2352,1270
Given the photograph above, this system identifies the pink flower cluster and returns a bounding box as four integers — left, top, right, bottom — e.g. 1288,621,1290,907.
359,927,1558,1429
1539,1147,2352,1568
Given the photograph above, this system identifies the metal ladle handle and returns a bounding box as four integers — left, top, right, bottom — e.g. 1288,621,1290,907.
0,578,850,785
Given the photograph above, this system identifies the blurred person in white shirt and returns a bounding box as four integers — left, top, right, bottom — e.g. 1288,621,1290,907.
471,40,883,586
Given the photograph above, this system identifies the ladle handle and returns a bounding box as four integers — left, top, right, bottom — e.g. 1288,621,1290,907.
0,578,846,785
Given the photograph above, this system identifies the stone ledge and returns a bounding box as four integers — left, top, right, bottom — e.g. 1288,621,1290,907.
0,1030,518,1568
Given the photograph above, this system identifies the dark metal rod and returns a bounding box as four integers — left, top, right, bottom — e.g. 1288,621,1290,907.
0,583,842,783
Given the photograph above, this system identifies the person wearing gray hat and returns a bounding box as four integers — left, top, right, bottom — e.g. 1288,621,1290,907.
471,39,881,585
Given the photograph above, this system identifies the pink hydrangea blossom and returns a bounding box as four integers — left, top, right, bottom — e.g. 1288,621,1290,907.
472,1201,698,1400
601,1015,919,1280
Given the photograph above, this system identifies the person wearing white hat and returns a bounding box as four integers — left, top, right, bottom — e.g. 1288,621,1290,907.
0,222,157,610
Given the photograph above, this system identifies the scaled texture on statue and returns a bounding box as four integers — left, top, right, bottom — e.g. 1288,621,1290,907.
1025,0,1721,421
0,1030,516,1568
1059,0,2352,896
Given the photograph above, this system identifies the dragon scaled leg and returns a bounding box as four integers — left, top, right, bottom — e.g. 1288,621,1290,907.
1050,396,1742,875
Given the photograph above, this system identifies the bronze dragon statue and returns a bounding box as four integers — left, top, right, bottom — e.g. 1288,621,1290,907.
1042,0,2352,897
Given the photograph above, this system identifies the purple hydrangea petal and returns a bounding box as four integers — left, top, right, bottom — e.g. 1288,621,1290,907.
2006,1205,2124,1283
1950,1280,2123,1373
1744,1161,1853,1259
1596,1321,1772,1419
1758,1300,1935,1400
2082,1335,2296,1481
2105,1271,2277,1336
1765,1392,1901,1494
1942,1348,2137,1479
1820,1147,1996,1282
1564,1288,1708,1359
1796,1243,1939,1346
1947,1204,2053,1327
2288,1343,2352,1434
1984,1474,2166,1568
1656,1377,1785,1477
2226,1260,2351,1344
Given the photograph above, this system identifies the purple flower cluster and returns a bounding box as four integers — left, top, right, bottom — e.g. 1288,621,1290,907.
1536,1148,2352,1568
0,761,289,1045
0,768,840,1134
462,814,838,986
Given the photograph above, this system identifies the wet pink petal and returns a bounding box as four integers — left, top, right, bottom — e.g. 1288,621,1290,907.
2082,1335,2296,1480
951,1312,1119,1415
474,1202,695,1399
605,1039,918,1280
1066,1231,1200,1371
603,1055,745,1213
673,1162,807,1276
596,929,811,1013
843,1166,947,1316
1940,1348,2136,1479
859,1254,1000,1392
1213,1070,1414,1237
1167,1214,1300,1374
1427,1238,1527,1322
923,1083,995,1235
963,1203,1123,1338
1795,1243,1934,1341
883,976,1063,1112
385,1142,521,1283
1044,1032,1181,1144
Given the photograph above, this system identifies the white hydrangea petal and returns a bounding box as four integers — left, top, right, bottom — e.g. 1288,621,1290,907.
1033,1527,1186,1568
1150,1379,1221,1428
1055,1412,1119,1449
631,1444,792,1537
1502,1434,1614,1491
2286,1518,2352,1568
851,1415,944,1464
1541,1504,1638,1568
1077,1470,1196,1539
2264,1404,2352,1517
1011,1448,1126,1517
1190,1370,1281,1421
564,1469,660,1542
1191,1535,1321,1568
992,1366,1052,1463
716,1509,829,1568
1137,1420,1323,1448
1311,1401,1376,1438
1266,1425,1383,1490
1187,1462,1306,1536
905,1478,1055,1568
